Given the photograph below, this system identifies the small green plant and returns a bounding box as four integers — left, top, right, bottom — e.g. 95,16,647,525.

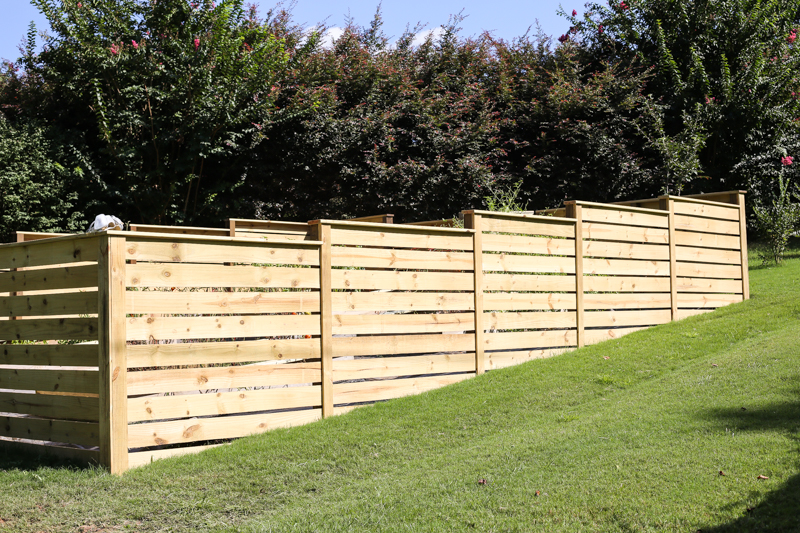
484,180,528,213
752,174,800,264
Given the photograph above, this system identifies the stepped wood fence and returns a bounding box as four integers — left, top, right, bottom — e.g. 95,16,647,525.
1,191,749,473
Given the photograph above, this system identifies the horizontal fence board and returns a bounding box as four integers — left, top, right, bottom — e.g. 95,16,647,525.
331,333,474,357
126,338,320,368
0,438,99,464
480,217,575,238
330,227,474,251
675,246,741,265
331,270,473,291
127,362,321,395
482,253,575,274
129,224,228,236
485,348,567,370
333,352,475,381
483,292,577,311
580,206,669,229
331,247,473,271
676,278,743,294
126,314,320,342
672,201,741,221
0,318,98,341
482,273,576,292
126,240,320,266
332,374,472,405
1,291,98,318
332,292,473,313
128,385,322,422
674,214,740,235
0,264,98,293
0,368,99,395
127,264,320,290
481,234,575,256
583,293,672,309
126,291,320,315
231,220,311,233
676,262,743,279
676,308,715,320
1,344,98,367
583,258,670,277
583,276,670,293
332,312,474,335
584,309,671,328
485,311,576,330
673,231,740,250
235,232,309,242
484,330,577,351
0,415,99,447
0,392,99,422
128,408,322,448
583,222,669,243
584,327,647,344
0,236,100,270
583,241,670,260
677,293,744,308
128,443,227,469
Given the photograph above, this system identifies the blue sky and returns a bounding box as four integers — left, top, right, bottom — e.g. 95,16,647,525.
1,0,573,62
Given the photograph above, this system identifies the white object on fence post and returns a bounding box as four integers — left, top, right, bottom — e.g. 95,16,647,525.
87,214,124,233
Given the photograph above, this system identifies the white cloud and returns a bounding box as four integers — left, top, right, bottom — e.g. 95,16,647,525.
409,26,446,47
320,27,345,49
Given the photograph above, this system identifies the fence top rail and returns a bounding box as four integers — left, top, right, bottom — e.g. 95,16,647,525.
310,219,476,235
565,200,669,216
0,232,100,250
463,209,577,225
659,195,745,209
13,231,78,243
614,190,746,208
116,230,323,247
228,219,310,231
129,224,228,236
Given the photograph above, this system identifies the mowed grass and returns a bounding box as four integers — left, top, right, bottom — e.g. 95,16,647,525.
1,242,799,532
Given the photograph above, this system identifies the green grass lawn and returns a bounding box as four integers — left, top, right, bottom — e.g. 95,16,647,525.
1,242,799,532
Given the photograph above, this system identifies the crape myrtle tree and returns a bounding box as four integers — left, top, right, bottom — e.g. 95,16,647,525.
15,0,292,224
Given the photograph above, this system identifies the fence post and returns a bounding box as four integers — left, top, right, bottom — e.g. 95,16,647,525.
98,234,128,473
463,212,485,375
311,221,334,418
565,202,584,348
731,192,750,300
660,197,679,321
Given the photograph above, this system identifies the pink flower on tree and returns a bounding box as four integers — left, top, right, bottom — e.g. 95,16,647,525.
132,40,139,49
619,1,629,9
572,9,577,16
194,38,200,50
77,2,82,7
789,30,797,44
598,24,604,34
110,43,119,55
782,156,794,166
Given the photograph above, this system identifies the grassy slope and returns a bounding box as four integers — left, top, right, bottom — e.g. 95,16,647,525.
1,244,799,532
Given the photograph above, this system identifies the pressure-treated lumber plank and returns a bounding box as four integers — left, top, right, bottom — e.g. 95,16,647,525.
331,312,475,335
129,224,229,236
0,368,99,394
478,217,576,238
331,333,474,357
125,313,320,341
567,203,585,347
128,443,227,468
482,233,575,256
0,318,98,341
483,329,577,351
671,200,740,221
582,240,670,260
485,348,567,370
0,392,99,422
673,215,740,235
127,408,322,448
126,290,320,315
127,385,322,422
332,292,473,313
330,227,474,251
230,219,311,233
676,277,743,293
0,438,99,465
482,273,576,292
0,234,100,270
331,247,472,270
332,352,476,381
664,197,679,321
583,326,647,345
467,213,485,375
485,310,577,330
348,214,394,224
583,293,672,309
735,192,750,300
235,232,309,242
126,362,322,395
676,246,741,265
331,270,473,291
583,276,670,293
14,232,76,242
127,337,319,368
582,222,669,243
676,262,743,279
583,258,670,276
332,374,472,405
580,206,669,229
483,292,577,311
584,309,671,328
1,343,98,367
0,264,98,293
673,230,740,250
317,222,334,418
0,415,99,446
127,263,320,289
677,293,744,308
1,291,98,317
125,239,320,266
482,253,576,274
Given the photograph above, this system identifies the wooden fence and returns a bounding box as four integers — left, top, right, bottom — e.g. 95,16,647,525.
0,192,748,473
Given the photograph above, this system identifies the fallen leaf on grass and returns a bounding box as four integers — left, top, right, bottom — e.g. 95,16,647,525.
757,475,769,480
603,356,610,360
711,363,718,367
478,479,488,485
535,490,540,496
719,470,725,476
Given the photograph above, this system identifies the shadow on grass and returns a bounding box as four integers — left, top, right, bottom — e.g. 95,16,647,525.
698,398,800,532
749,237,800,270
0,447,90,473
